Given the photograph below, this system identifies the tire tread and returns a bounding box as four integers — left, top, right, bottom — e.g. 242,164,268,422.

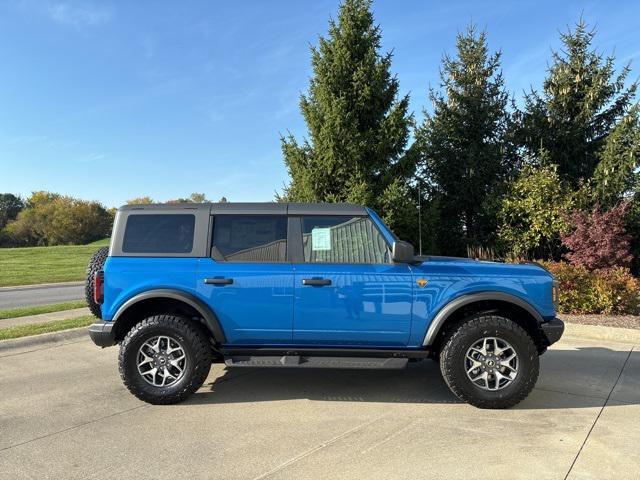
118,314,212,405
439,314,539,409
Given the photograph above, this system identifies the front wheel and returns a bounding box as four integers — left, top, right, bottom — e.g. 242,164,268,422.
118,315,212,404
439,314,539,409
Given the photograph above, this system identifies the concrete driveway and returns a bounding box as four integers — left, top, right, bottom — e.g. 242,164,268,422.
0,334,637,480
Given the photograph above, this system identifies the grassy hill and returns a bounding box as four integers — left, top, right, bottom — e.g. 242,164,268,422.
0,239,110,287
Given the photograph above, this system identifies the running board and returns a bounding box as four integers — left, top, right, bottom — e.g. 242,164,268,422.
224,355,409,370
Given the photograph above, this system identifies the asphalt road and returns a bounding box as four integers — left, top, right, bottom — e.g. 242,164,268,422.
0,334,637,479
0,282,84,310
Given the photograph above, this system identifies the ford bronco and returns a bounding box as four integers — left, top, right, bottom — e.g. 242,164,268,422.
87,202,563,408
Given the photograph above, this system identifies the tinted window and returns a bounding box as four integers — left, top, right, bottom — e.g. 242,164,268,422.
302,216,390,263
123,214,195,254
212,215,287,262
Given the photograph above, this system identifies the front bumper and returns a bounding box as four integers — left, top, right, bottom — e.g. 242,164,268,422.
88,321,116,348
540,317,564,346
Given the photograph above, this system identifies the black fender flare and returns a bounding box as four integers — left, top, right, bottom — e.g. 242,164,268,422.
112,289,226,343
422,291,543,346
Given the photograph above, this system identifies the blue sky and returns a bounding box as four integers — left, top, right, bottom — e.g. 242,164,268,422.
1,1,638,207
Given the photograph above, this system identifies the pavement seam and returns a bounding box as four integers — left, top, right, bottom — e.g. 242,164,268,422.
563,345,634,480
359,418,417,455
533,387,608,402
0,337,88,358
251,414,388,480
534,386,637,406
0,405,147,453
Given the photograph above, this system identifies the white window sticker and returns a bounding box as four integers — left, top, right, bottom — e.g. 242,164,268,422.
311,228,331,251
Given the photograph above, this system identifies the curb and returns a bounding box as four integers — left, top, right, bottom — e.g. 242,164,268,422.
0,327,88,353
0,281,84,292
563,322,640,345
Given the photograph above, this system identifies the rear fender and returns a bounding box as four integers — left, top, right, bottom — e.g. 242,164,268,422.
112,289,226,342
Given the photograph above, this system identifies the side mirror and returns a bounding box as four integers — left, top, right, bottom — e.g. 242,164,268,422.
391,240,415,263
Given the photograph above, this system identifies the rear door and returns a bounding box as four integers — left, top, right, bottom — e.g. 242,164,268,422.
291,215,413,347
196,213,294,345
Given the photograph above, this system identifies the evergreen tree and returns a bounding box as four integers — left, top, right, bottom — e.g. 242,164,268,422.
518,19,637,186
0,193,25,229
414,26,513,255
592,107,640,208
280,0,415,240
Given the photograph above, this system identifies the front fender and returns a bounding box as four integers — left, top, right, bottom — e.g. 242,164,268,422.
422,291,544,346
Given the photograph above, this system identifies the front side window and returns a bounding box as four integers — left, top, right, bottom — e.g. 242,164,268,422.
122,214,195,254
212,215,287,262
301,216,390,264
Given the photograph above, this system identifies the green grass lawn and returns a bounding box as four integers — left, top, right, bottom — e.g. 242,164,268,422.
0,239,109,287
0,315,95,341
0,300,87,320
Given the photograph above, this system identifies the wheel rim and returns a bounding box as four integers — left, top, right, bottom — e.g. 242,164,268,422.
465,337,518,391
137,335,187,387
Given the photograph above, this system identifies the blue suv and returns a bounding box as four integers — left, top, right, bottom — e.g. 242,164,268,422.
87,202,563,408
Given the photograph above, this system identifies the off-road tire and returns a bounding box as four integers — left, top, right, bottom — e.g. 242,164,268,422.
119,315,212,405
439,314,539,409
84,246,109,319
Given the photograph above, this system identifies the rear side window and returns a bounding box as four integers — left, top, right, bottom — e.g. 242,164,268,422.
122,214,195,254
302,215,390,264
212,215,287,262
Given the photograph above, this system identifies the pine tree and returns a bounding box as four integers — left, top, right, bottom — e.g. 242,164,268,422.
518,19,637,186
592,107,640,208
414,26,513,256
280,0,415,239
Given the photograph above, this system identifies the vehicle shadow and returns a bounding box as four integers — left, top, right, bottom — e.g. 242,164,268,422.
187,346,637,410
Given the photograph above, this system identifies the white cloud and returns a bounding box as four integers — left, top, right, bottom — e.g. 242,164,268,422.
48,3,112,28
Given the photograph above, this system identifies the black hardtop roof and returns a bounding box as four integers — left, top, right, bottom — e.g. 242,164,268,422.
119,202,368,216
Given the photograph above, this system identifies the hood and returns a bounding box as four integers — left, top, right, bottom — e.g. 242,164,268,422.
412,255,552,278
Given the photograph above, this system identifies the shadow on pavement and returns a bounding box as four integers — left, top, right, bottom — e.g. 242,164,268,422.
188,346,635,410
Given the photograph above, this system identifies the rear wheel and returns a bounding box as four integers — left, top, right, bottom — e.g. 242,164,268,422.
119,315,212,404
439,314,539,409
84,246,109,318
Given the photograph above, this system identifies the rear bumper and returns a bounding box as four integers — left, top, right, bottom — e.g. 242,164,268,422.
88,321,116,348
540,317,564,346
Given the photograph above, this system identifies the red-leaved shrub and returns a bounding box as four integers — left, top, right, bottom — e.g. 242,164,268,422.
561,203,633,270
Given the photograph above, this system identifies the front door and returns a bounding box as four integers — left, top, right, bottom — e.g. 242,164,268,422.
197,214,294,345
292,215,413,346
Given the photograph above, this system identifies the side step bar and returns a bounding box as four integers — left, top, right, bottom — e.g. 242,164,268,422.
224,355,409,370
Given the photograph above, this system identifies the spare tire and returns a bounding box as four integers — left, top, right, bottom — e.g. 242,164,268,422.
85,246,109,319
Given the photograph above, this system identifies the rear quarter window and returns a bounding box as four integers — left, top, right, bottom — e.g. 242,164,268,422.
211,215,287,262
122,214,195,254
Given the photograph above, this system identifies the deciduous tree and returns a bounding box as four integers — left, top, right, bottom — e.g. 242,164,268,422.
126,196,154,205
4,192,111,246
498,164,572,259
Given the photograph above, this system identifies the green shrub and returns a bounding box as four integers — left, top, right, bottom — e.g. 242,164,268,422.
497,164,573,260
542,261,640,315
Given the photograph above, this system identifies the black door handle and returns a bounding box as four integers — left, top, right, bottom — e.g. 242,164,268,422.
204,278,234,285
302,278,332,286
